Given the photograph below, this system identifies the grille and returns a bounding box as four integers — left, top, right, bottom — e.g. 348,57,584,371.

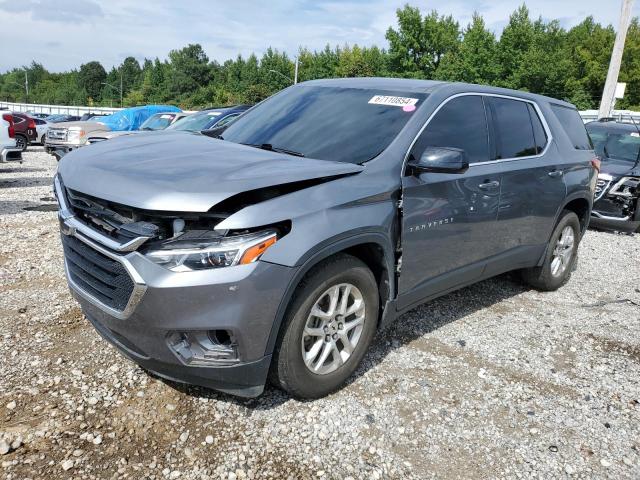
48,128,67,141
62,234,135,312
594,178,611,201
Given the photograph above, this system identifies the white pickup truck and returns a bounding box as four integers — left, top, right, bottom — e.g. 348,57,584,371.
1,112,23,163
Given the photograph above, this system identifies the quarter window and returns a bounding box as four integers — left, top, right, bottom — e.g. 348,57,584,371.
527,104,548,154
550,104,592,150
411,95,490,164
488,97,537,159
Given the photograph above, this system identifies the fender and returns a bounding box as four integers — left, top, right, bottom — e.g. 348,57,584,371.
537,191,593,266
262,230,396,356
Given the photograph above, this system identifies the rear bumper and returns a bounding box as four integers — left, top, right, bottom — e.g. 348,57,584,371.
1,146,22,163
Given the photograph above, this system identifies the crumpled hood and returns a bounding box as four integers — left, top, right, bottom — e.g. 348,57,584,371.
58,131,363,212
599,157,640,177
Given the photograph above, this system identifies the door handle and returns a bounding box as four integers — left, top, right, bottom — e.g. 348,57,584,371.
548,169,564,178
478,180,500,190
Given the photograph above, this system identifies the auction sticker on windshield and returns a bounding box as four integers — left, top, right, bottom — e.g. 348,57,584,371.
368,95,419,107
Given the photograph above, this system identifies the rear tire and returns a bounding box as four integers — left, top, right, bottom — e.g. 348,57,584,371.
270,254,379,399
521,210,581,291
15,134,27,151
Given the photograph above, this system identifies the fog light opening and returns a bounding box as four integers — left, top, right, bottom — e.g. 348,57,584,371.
168,330,239,367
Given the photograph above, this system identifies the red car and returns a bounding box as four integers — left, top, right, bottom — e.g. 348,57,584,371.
11,113,37,151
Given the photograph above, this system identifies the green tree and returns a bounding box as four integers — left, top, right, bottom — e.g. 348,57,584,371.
167,44,214,100
78,61,107,101
386,6,460,78
436,12,499,84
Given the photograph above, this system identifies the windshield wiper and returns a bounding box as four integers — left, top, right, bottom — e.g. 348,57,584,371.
242,143,305,157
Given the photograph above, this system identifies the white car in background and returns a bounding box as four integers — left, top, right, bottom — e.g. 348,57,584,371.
34,117,50,145
1,112,23,163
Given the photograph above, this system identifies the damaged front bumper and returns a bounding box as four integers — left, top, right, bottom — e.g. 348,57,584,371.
55,177,297,397
591,174,640,233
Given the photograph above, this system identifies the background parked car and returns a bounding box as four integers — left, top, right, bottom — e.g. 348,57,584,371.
45,105,181,160
33,117,50,144
87,111,189,144
586,119,640,233
11,113,38,151
166,105,251,133
27,112,50,120
0,112,22,162
45,114,80,123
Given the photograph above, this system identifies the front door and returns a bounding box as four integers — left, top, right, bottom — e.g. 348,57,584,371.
398,95,503,310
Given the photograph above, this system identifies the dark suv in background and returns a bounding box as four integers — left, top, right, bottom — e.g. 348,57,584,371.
586,119,640,233
55,78,596,398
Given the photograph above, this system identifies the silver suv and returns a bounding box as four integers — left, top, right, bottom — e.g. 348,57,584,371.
55,78,596,398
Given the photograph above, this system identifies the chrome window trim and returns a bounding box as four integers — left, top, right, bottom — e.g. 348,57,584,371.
403,92,554,172
62,229,147,320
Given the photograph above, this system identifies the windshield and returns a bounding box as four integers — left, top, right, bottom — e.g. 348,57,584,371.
220,86,427,163
587,125,640,163
140,113,176,130
168,111,224,131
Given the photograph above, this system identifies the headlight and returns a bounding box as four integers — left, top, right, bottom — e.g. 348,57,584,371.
145,230,277,272
67,129,84,142
609,176,640,197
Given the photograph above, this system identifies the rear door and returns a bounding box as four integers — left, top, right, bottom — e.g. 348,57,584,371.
487,96,566,261
398,94,503,310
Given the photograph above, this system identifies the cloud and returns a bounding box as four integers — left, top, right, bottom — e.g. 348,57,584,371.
0,0,103,23
0,0,638,72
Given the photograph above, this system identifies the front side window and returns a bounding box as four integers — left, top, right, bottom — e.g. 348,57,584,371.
220,86,427,163
489,97,537,159
410,95,490,163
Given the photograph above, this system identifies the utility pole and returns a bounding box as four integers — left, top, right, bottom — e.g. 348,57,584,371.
24,70,29,103
120,69,123,107
598,0,635,118
294,56,299,85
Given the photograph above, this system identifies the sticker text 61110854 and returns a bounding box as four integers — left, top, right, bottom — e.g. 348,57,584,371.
368,95,419,107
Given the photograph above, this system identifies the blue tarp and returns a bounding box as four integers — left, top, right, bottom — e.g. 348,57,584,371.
99,105,182,131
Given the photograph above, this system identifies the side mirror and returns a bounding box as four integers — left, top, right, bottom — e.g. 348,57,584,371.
408,146,469,174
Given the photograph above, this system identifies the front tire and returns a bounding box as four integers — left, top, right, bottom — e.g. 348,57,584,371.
522,210,581,291
271,254,379,399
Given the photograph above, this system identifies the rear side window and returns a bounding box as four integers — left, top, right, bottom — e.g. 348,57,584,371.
550,104,592,150
411,95,490,163
488,97,537,158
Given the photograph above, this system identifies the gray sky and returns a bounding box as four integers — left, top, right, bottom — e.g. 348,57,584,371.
0,0,638,72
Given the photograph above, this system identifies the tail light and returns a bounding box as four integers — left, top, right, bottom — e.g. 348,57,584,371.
2,113,14,138
28,118,36,130
591,157,601,173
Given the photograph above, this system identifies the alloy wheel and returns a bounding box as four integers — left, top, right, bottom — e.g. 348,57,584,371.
301,283,365,375
550,226,575,277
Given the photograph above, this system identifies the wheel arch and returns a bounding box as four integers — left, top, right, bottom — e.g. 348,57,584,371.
263,232,396,356
560,194,592,234
536,192,592,267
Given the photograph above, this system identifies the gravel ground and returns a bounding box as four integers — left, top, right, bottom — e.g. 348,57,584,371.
1,148,639,480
